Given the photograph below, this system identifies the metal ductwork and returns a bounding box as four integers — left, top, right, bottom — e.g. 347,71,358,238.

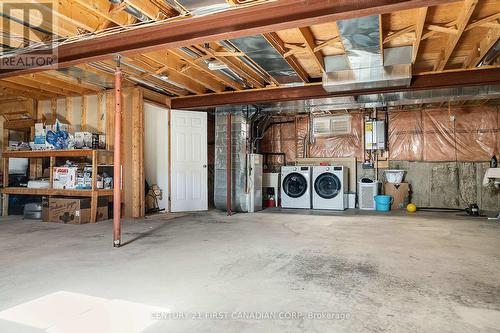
248,85,500,113
323,15,412,93
174,0,231,16
214,111,252,212
215,85,500,113
179,46,248,87
479,39,500,67
228,36,303,84
108,0,151,22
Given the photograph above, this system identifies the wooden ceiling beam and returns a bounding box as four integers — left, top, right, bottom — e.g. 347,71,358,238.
463,27,500,68
98,59,187,96
313,36,342,52
2,77,75,96
171,68,500,108
214,42,279,86
383,25,415,44
195,44,266,88
426,24,458,35
70,0,130,27
434,0,478,71
169,49,243,90
124,56,207,94
21,73,94,95
465,12,500,31
142,52,226,92
43,70,105,92
297,27,325,73
0,0,458,78
0,86,49,99
123,0,163,20
413,7,428,63
0,80,59,98
263,32,310,83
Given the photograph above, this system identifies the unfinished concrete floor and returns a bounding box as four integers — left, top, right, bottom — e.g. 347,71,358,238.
0,209,499,333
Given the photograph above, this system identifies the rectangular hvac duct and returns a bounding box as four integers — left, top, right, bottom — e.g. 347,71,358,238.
230,35,303,84
214,110,251,212
323,15,412,93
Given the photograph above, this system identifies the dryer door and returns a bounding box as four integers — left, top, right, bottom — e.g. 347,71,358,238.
314,173,341,199
283,173,308,198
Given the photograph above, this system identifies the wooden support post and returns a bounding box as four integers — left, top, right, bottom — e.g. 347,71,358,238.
50,97,57,119
66,97,73,131
49,156,55,185
90,150,98,223
113,64,122,247
97,93,104,134
131,88,145,218
81,95,88,131
2,157,9,216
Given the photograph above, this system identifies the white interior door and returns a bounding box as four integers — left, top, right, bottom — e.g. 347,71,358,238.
170,110,208,212
144,103,169,212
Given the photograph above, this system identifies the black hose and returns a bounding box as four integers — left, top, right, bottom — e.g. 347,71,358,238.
417,207,465,212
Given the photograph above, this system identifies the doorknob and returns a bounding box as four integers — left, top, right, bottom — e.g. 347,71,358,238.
203,165,207,168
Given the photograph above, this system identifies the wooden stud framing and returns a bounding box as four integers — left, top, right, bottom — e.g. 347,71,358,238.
66,96,73,130
297,27,325,73
131,88,145,218
434,0,478,71
97,93,104,134
413,7,428,63
80,95,88,131
51,97,57,119
263,32,310,83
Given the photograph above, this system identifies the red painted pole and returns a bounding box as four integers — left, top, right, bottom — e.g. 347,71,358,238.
226,113,232,216
113,62,122,247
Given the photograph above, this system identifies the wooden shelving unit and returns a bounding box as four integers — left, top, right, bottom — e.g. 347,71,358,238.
2,149,114,222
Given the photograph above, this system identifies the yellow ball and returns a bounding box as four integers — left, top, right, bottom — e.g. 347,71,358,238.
407,203,417,213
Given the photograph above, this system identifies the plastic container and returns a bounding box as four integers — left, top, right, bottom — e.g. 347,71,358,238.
374,195,393,212
384,170,406,184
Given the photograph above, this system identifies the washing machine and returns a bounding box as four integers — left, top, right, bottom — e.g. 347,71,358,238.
312,166,348,210
281,166,312,209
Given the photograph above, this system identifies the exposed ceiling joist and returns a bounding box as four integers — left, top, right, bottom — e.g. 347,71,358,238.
413,7,428,63
142,52,227,92
124,56,207,94
463,28,500,68
169,49,244,90
0,0,458,78
297,27,325,72
465,12,500,31
434,0,478,71
195,44,267,88
263,32,310,83
383,25,415,44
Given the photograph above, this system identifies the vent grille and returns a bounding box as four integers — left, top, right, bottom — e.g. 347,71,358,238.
313,115,351,137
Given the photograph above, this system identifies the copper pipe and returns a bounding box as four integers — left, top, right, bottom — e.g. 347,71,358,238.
226,113,232,216
113,63,122,247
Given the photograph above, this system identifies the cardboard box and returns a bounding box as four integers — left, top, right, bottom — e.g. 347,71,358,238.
45,197,108,224
47,197,91,224
384,182,410,210
53,167,78,189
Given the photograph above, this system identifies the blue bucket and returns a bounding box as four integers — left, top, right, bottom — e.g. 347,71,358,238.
374,195,393,212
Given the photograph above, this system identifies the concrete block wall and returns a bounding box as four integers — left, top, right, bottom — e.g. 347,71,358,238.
357,161,499,212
